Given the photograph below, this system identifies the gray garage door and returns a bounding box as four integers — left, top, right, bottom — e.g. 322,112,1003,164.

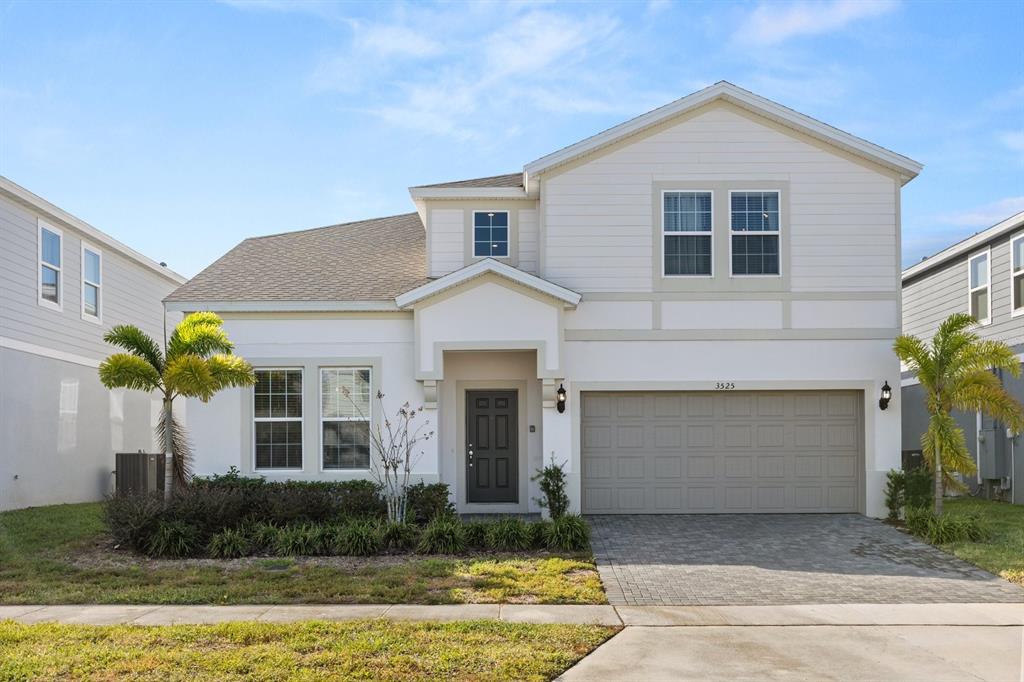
581,391,862,514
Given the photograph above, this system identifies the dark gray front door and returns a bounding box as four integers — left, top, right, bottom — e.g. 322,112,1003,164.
466,390,518,503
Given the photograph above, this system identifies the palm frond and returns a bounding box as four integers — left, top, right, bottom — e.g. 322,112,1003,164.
155,413,193,489
893,334,932,383
102,325,164,371
167,312,233,361
207,354,256,391
164,354,216,401
949,375,1024,432
955,340,1021,377
98,353,162,392
921,411,975,490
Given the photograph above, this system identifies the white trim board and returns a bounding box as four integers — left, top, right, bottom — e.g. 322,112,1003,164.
0,336,101,368
395,258,581,309
524,81,922,181
164,300,402,313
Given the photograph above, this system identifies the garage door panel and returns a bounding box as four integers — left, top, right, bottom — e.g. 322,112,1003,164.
582,391,862,514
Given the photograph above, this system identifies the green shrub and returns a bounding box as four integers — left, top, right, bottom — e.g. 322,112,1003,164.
486,517,530,552
244,521,280,553
532,458,570,519
904,468,933,510
207,528,252,559
884,469,905,521
167,487,249,539
191,466,268,491
924,512,988,544
528,520,551,549
336,480,388,519
417,516,466,554
272,524,322,556
546,515,590,552
381,522,419,552
104,493,164,551
336,519,383,556
405,482,455,525
145,520,202,558
463,521,489,550
904,506,932,538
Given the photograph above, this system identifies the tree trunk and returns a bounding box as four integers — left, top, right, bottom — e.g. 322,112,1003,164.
933,443,943,515
163,397,174,502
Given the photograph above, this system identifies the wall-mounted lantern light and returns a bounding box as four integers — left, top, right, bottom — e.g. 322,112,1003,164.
878,381,892,410
556,383,567,413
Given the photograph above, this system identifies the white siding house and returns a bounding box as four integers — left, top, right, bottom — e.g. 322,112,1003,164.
169,82,922,518
0,177,185,510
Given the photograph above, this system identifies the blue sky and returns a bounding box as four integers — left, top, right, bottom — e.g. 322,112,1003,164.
1,0,1022,278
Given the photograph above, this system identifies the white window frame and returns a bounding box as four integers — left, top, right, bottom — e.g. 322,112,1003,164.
319,366,373,472
1011,232,1024,318
252,367,304,472
967,248,991,325
80,242,103,323
472,210,510,259
728,189,783,278
661,189,714,278
37,220,63,311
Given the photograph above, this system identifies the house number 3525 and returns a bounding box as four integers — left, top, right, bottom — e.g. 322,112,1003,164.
715,382,736,390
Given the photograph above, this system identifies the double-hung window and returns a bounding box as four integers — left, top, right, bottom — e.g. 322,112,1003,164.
730,191,780,276
968,250,990,324
320,368,371,470
1012,233,1023,316
473,211,509,258
663,191,712,276
254,369,303,470
81,245,102,321
38,223,62,309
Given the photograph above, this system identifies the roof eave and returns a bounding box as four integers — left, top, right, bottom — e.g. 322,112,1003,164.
164,300,402,313
524,81,923,181
395,259,581,309
408,187,533,200
901,211,1024,282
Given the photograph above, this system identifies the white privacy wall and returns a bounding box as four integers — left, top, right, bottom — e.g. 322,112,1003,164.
188,316,437,480
542,103,898,293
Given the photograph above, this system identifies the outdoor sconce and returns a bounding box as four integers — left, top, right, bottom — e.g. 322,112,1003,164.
879,381,892,410
556,383,567,413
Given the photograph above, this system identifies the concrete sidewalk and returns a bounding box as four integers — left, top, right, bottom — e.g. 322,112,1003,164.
2,603,1022,626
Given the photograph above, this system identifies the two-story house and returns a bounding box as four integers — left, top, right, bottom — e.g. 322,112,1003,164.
901,211,1024,504
0,176,186,510
167,82,922,518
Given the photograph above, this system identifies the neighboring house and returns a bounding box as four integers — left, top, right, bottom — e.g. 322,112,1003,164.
0,176,186,510
168,81,921,518
901,211,1024,503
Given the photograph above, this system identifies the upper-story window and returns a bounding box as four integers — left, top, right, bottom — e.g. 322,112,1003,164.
663,191,712,276
968,249,990,324
38,222,63,310
473,211,509,258
1012,233,1023,316
82,245,102,322
730,191,780,276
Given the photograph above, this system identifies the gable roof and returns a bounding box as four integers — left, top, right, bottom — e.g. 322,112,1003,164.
902,211,1024,283
412,173,523,189
395,258,581,309
165,213,428,308
524,81,923,183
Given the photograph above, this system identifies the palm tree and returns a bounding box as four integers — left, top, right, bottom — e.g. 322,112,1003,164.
894,313,1024,514
99,311,255,500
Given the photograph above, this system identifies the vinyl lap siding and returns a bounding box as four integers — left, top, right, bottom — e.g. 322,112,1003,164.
0,196,179,361
518,208,539,274
428,208,463,277
542,104,898,293
903,232,1023,346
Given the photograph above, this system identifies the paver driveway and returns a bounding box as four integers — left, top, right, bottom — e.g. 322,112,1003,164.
589,514,1024,605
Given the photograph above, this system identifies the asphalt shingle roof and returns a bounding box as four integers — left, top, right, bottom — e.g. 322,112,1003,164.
413,172,523,189
166,212,428,303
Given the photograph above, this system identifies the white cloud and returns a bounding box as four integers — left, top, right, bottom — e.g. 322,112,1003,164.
998,130,1024,156
940,196,1024,228
734,0,898,46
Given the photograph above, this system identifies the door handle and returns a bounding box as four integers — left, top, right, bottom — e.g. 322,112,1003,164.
468,443,474,467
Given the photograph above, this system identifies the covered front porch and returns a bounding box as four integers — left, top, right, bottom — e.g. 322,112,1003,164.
395,259,580,514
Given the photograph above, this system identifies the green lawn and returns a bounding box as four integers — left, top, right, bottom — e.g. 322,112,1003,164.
941,498,1024,586
0,620,616,681
0,503,605,605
